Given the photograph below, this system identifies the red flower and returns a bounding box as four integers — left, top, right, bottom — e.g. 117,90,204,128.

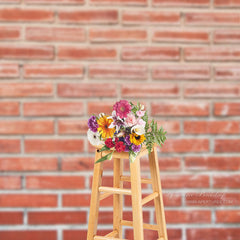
115,141,125,152
105,138,115,148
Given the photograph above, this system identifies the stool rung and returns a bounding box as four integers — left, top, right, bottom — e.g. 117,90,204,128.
120,175,152,184
99,186,131,195
142,192,159,205
121,220,159,231
94,236,126,240
105,230,118,237
99,192,112,201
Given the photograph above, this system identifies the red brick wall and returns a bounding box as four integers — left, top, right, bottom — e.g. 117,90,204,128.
0,0,240,239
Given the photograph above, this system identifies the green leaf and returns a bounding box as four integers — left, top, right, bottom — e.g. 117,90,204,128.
98,145,110,152
95,151,113,164
129,151,137,163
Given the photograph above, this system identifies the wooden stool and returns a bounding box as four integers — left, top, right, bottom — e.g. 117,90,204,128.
87,145,168,240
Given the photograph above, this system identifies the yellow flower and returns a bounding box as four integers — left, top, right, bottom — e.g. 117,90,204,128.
130,132,146,146
97,115,115,139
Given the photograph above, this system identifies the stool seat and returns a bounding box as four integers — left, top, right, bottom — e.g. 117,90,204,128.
87,145,168,240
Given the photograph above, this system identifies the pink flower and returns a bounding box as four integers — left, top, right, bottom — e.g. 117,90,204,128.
113,100,131,119
137,118,146,127
125,113,137,127
136,110,145,117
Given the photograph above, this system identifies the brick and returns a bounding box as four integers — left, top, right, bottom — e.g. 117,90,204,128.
152,65,210,80
24,64,83,79
159,120,180,134
0,64,19,78
187,228,240,240
88,101,114,115
153,0,209,7
184,121,240,134
215,139,240,152
213,175,240,188
0,139,20,153
165,210,211,223
25,139,84,153
0,102,19,116
89,28,147,42
161,175,209,188
26,27,85,42
215,0,240,7
214,102,240,116
216,210,240,223
0,231,56,240
89,64,147,80
63,230,112,240
58,83,117,98
0,194,57,207
90,0,147,5
0,176,21,189
0,8,54,22
58,46,116,60
58,120,88,135
185,192,240,206
122,11,180,25
126,228,182,240
121,83,179,98
62,193,113,207
28,211,86,224
24,102,84,116
134,156,181,171
214,29,240,43
62,194,91,207
0,120,54,134
185,156,240,171
215,66,240,80
159,138,209,153
0,0,20,2
0,26,21,40
184,83,240,98
25,0,84,4
185,12,240,26
0,157,58,171
0,212,23,225
61,157,94,171
151,102,209,116
0,83,53,97
184,47,240,61
0,45,54,60
58,10,118,24
26,176,85,189
122,46,180,61
153,30,209,43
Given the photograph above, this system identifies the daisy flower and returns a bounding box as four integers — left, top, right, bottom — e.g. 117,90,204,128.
97,115,115,139
87,129,102,146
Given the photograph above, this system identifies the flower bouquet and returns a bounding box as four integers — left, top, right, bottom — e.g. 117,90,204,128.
87,100,167,163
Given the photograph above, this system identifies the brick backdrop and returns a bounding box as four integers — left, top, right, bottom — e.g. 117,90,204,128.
0,0,240,239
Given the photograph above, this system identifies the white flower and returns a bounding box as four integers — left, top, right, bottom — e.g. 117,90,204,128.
87,129,102,146
131,125,145,135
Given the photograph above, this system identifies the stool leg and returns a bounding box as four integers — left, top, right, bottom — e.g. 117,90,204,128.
130,156,144,240
149,147,168,240
87,150,103,240
113,158,123,238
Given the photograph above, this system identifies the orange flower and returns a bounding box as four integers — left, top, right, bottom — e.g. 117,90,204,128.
97,115,115,139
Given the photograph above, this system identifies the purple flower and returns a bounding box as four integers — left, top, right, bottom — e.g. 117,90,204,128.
132,144,141,153
125,135,131,146
88,115,98,132
124,145,130,152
